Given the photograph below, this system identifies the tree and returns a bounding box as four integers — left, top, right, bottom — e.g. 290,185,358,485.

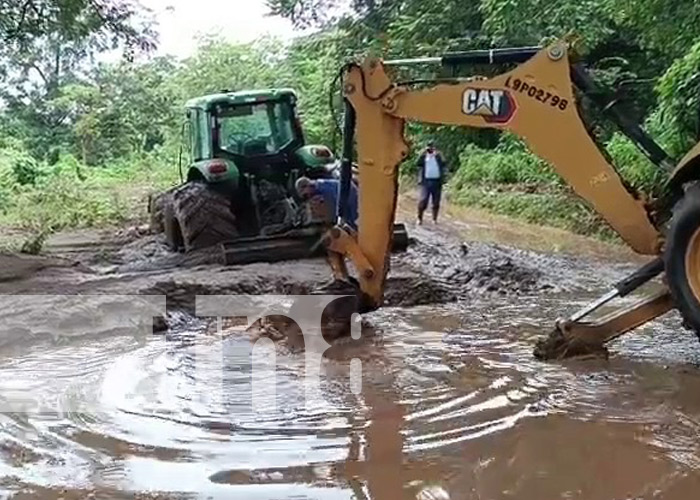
172,36,289,99
0,0,156,52
47,56,179,165
0,0,157,161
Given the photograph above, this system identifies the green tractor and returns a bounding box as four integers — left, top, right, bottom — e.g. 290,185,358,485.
149,88,349,263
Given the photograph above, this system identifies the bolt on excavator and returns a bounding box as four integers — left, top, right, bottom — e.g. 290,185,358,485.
321,38,700,359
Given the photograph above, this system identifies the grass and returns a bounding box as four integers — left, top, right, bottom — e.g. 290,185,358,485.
0,151,180,253
0,131,662,254
447,184,618,240
0,153,179,234
441,133,663,242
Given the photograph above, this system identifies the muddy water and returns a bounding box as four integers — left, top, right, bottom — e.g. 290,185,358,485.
2,223,700,498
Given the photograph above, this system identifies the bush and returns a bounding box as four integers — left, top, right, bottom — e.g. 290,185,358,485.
12,155,46,186
0,152,178,233
446,131,665,239
606,132,666,196
450,186,616,239
452,134,560,187
653,41,700,157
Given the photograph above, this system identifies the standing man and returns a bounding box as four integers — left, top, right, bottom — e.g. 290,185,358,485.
417,140,447,224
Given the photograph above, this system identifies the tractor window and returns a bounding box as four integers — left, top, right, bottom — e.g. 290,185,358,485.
189,109,211,161
199,110,211,159
216,100,297,156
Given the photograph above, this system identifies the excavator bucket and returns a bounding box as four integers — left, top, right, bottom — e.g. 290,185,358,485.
534,289,674,359
221,223,409,266
533,258,672,360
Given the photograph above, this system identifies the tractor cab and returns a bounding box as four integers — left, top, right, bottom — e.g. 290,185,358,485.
183,89,336,186
213,93,302,160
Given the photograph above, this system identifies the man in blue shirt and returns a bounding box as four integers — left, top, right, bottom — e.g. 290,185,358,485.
416,140,447,224
296,176,359,229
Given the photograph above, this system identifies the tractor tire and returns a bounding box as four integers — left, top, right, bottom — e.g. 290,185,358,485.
148,188,177,234
163,197,183,251
148,192,165,233
172,181,238,252
664,185,700,336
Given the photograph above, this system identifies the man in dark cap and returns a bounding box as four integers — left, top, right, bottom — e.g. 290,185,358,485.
416,140,447,224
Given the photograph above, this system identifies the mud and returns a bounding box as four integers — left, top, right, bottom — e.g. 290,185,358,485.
36,222,558,315
0,253,73,283
392,237,556,300
533,324,611,360
0,202,697,499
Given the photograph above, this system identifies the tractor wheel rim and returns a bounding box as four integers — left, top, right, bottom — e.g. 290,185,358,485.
685,227,700,302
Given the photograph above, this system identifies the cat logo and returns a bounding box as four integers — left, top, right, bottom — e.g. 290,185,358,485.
462,88,516,123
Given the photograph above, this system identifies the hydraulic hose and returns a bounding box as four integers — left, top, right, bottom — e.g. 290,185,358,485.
337,99,356,224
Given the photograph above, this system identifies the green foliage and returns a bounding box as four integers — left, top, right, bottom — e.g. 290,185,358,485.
610,0,700,58
266,0,340,27
0,149,178,234
450,185,616,239
285,32,345,145
606,133,666,195
385,1,484,56
173,36,289,98
653,41,700,157
3,0,700,240
480,0,613,47
447,131,665,237
0,0,157,167
452,134,559,186
0,0,155,51
11,155,46,186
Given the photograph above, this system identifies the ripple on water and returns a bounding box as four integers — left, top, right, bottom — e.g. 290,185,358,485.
0,323,360,495
368,296,700,460
367,304,557,454
1,288,700,497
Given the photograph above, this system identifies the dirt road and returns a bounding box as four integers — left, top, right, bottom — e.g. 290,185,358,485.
0,199,698,499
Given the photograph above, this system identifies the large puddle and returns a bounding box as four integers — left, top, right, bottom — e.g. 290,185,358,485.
2,222,700,499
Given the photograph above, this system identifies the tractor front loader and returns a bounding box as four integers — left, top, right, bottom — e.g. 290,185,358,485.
322,39,700,359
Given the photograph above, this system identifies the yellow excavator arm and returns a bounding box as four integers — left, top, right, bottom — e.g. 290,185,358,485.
327,40,663,310
322,39,700,359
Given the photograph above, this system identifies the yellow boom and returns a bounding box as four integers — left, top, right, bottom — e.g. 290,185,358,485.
323,40,700,358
